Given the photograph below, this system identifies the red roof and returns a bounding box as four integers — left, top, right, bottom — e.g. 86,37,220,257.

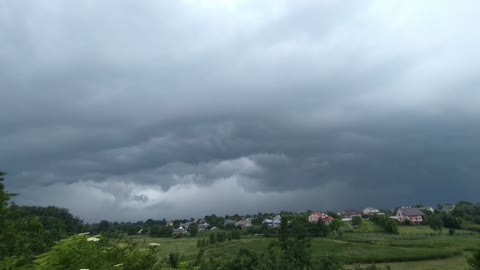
322,216,334,222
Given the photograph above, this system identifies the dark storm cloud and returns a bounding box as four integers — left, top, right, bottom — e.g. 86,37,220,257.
1,0,480,221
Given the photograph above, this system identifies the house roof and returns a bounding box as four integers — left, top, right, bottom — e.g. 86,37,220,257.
343,209,362,217
399,208,424,216
322,216,335,222
311,212,324,217
441,204,455,211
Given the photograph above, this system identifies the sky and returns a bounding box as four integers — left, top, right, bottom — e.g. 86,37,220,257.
1,0,480,222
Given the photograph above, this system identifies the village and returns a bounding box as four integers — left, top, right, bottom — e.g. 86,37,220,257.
145,204,458,236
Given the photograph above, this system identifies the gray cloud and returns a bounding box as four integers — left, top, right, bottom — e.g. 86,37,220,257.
1,0,480,222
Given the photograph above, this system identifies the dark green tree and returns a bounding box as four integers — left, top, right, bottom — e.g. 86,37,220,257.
216,232,225,242
352,216,363,227
209,233,217,245
188,222,199,237
278,215,312,269
329,219,343,231
428,215,443,233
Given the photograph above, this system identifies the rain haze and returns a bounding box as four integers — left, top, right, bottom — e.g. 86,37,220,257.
1,0,480,222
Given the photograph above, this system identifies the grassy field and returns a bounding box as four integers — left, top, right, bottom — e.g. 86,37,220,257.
127,224,480,269
347,255,469,270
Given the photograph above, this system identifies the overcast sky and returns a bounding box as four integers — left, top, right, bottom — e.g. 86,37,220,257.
1,0,480,222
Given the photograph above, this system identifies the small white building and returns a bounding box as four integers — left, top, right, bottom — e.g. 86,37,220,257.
363,207,380,216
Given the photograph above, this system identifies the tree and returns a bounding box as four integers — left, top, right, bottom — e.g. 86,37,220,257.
35,235,164,270
316,220,331,237
428,215,443,233
278,215,312,269
216,232,225,242
329,219,343,231
188,223,199,237
98,220,110,233
352,216,363,227
0,171,11,258
209,233,217,245
232,230,241,240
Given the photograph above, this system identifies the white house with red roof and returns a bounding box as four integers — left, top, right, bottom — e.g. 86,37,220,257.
308,212,334,224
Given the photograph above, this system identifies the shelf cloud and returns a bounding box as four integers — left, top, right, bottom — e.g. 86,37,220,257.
1,0,480,221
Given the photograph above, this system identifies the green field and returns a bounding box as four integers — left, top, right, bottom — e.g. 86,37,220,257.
127,224,480,269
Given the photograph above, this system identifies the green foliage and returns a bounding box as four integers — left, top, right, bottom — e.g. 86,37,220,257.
35,235,164,270
318,254,345,270
468,249,480,270
278,215,313,269
354,264,391,270
231,229,241,240
168,251,181,268
150,224,173,237
370,215,399,234
352,216,363,227
188,222,199,237
216,232,225,242
209,233,217,245
313,220,331,237
326,211,341,219
428,215,443,232
1,172,72,268
329,219,343,232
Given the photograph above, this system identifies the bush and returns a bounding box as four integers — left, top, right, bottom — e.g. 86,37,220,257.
34,235,164,270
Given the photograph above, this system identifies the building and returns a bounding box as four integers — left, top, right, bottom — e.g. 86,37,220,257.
173,226,187,236
363,207,381,216
440,204,456,213
235,218,252,229
308,212,334,224
263,215,282,228
198,223,209,231
342,209,363,219
396,208,425,224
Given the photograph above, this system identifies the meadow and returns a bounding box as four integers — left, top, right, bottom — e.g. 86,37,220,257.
127,222,480,269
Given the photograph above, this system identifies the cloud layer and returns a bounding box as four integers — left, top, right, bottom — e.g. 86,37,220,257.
1,0,480,221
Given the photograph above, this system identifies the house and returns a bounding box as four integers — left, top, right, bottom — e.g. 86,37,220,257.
363,207,381,216
420,206,434,213
173,226,187,236
235,218,252,229
224,219,236,226
308,212,334,224
396,207,425,224
322,216,335,224
263,215,282,228
180,222,193,229
342,209,363,220
309,212,324,223
440,204,456,213
198,223,209,231
166,221,174,226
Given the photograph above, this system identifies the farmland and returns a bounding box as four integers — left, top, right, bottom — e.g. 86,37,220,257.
126,222,480,269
